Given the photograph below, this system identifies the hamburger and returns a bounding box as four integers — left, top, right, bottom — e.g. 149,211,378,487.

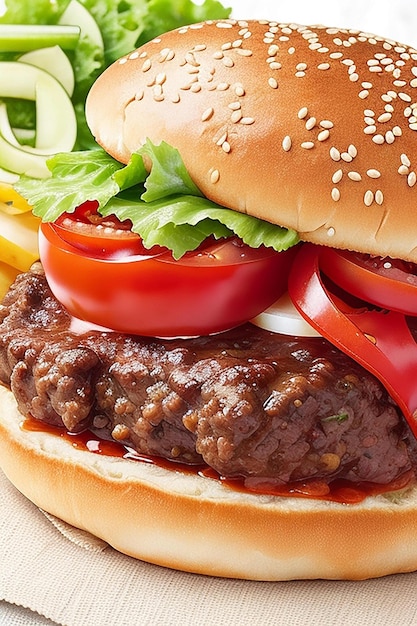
1,18,417,580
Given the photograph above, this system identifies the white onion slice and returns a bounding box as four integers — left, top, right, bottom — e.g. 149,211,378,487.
251,292,321,337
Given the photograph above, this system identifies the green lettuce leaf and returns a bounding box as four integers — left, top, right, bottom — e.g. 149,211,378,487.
17,139,299,259
17,149,125,221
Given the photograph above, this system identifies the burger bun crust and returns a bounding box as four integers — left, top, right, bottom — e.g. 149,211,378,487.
87,19,417,263
2,383,417,581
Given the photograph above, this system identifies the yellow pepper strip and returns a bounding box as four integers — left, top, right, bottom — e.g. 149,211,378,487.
0,182,33,214
0,260,19,300
0,210,40,271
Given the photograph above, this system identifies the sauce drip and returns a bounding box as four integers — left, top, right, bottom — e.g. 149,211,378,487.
22,416,414,505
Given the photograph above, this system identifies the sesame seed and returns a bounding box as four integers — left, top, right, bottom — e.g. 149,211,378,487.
348,171,362,181
222,56,234,68
398,165,409,175
155,72,166,85
185,52,199,66
411,78,417,88
129,51,139,60
401,153,411,167
240,117,255,125
201,107,214,122
237,49,253,56
332,169,343,183
364,190,374,206
399,92,412,102
364,116,375,125
320,120,334,129
234,85,245,96
364,125,377,134
410,123,417,130
210,169,220,184
231,110,242,123
216,82,229,91
408,172,417,187
268,44,279,55
269,61,282,70
359,90,370,99
331,188,341,201
327,227,336,237
268,77,279,89
142,59,152,72
216,130,230,146
296,62,308,71
375,190,384,205
222,141,231,153
295,71,306,78
298,107,308,119
378,112,392,123
305,117,317,130
367,169,381,178
213,51,224,60
341,152,353,162
228,101,241,110
330,147,341,161
385,130,395,144
301,141,315,149
349,73,359,82
372,134,385,144
348,144,358,158
282,135,292,152
318,129,330,141
318,63,330,70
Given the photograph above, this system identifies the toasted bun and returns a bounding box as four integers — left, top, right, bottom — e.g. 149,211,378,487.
2,383,417,581
86,19,417,263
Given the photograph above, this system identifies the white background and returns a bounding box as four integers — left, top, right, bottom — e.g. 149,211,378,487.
227,0,417,47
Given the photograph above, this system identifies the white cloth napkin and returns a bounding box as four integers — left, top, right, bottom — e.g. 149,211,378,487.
1,468,417,626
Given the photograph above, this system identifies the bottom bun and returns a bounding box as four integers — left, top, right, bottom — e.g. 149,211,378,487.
1,383,417,581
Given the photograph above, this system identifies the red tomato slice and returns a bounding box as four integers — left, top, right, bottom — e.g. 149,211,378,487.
52,201,157,259
319,247,417,315
39,220,297,338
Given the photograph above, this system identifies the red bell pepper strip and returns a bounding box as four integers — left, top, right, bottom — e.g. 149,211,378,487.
288,244,417,438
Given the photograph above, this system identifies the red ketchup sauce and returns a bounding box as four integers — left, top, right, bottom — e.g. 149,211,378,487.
21,416,414,505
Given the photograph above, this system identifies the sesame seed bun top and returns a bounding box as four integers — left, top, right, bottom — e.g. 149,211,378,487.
86,19,417,262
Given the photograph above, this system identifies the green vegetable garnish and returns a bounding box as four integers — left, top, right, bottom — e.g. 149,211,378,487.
0,0,232,149
17,139,299,260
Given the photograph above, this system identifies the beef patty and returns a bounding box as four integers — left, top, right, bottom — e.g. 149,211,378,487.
0,264,415,487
